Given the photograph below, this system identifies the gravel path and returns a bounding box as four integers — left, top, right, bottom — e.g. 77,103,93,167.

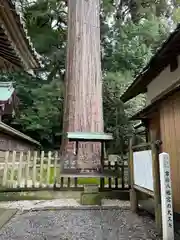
0,199,130,211
0,208,161,240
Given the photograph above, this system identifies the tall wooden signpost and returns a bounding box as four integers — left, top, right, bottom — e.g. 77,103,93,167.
159,153,174,240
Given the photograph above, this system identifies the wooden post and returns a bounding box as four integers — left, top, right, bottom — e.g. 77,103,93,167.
159,153,174,240
47,151,51,187
143,120,149,143
151,136,162,234
121,161,125,189
32,151,37,188
10,151,16,186
40,151,44,187
100,141,104,170
129,137,138,212
17,151,23,188
25,151,30,188
53,151,58,188
3,151,9,187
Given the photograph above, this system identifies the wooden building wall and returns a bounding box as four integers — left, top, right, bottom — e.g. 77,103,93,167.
160,91,180,213
148,111,161,141
0,132,37,152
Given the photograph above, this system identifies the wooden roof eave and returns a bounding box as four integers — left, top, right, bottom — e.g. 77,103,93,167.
120,24,180,103
120,71,148,103
130,80,180,121
0,121,40,146
129,103,158,120
0,22,24,69
121,55,177,103
9,0,41,68
0,1,41,71
133,122,144,129
0,55,18,71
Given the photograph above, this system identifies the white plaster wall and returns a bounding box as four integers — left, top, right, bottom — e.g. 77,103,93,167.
147,56,180,104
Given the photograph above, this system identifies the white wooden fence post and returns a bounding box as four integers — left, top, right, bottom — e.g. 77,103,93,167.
2,151,9,186
159,152,174,240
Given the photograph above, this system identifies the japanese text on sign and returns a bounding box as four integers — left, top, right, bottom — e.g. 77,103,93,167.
159,152,174,239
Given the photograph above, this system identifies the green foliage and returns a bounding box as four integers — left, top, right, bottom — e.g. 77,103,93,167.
173,7,180,23
15,79,64,147
103,17,169,74
2,0,177,152
24,0,67,81
103,72,132,153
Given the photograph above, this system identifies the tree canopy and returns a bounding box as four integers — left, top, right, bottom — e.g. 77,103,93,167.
4,0,180,152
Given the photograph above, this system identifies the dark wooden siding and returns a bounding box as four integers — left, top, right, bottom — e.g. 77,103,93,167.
147,111,161,142
0,132,37,151
160,91,180,213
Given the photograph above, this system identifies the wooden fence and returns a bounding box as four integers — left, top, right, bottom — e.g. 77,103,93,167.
0,151,129,192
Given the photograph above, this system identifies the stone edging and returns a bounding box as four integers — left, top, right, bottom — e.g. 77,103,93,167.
22,205,130,213
0,209,18,230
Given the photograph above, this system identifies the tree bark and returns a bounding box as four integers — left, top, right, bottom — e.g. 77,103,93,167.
61,0,104,172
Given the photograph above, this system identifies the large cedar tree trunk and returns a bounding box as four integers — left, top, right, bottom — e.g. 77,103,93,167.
61,0,104,172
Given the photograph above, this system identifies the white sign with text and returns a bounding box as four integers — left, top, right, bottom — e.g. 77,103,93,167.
159,152,174,240
133,150,154,191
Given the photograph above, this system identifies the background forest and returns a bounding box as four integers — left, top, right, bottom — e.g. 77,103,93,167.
3,0,180,152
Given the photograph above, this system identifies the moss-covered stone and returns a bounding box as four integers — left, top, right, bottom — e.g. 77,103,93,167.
84,184,99,193
80,192,101,205
99,190,129,200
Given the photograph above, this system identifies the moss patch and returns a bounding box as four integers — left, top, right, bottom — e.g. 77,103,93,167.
80,192,101,205
0,192,52,201
0,190,81,201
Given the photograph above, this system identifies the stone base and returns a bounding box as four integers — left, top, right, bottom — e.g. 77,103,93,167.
80,192,101,205
84,184,99,193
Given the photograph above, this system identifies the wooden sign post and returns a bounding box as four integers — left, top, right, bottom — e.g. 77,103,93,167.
159,152,174,240
129,137,138,213
151,141,162,233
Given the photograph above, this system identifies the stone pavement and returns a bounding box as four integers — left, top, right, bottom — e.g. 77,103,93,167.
0,208,161,240
0,208,17,230
0,199,162,240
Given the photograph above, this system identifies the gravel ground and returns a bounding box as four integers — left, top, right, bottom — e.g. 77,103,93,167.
0,199,130,211
0,208,161,240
